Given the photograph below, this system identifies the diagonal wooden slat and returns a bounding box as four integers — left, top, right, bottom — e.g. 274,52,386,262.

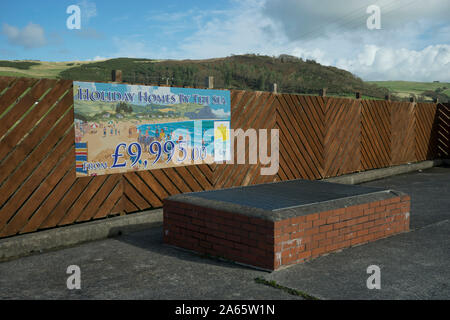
437,103,450,158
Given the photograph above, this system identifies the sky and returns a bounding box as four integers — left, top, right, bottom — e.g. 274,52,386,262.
0,0,449,81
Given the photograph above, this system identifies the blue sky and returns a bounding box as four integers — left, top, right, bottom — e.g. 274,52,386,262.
0,0,449,81
0,0,233,61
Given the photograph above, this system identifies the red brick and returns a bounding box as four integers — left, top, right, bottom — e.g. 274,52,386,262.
226,233,240,243
313,219,326,227
326,243,340,252
312,247,327,257
305,240,318,250
299,221,313,230
356,216,369,224
282,241,297,250
275,219,290,228
341,212,353,221
297,250,311,260
351,237,365,246
204,221,220,230
313,232,326,241
319,224,333,233
391,197,401,204
332,208,346,216
370,201,381,208
326,230,339,239
305,228,319,236
233,213,250,223
290,230,305,240
346,219,360,227
283,224,299,234
274,234,290,244
344,232,356,240
274,227,283,236
387,203,401,211
319,211,332,219
319,238,333,247
357,229,369,237
249,217,267,226
351,223,364,232
241,223,257,232
334,221,348,230
306,213,320,222
327,216,340,224
290,216,306,225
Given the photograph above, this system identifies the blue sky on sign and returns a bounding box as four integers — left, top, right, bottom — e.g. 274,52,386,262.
0,0,449,81
74,81,231,118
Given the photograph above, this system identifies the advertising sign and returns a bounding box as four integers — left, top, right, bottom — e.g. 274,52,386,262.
73,81,231,177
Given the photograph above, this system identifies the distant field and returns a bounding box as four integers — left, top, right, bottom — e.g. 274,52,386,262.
368,81,450,98
0,60,96,79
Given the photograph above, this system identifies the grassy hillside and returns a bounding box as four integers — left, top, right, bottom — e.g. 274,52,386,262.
0,60,97,79
368,81,450,102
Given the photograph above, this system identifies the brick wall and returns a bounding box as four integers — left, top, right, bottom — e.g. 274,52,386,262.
163,195,410,271
273,195,410,269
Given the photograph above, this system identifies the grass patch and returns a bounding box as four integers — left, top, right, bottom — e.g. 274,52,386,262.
368,80,450,98
0,61,40,70
255,277,320,300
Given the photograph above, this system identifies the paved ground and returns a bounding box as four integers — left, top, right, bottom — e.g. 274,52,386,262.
0,166,449,299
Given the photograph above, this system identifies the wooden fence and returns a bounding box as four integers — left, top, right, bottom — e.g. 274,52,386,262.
0,76,448,239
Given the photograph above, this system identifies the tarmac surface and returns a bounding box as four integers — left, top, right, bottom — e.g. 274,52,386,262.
0,166,449,299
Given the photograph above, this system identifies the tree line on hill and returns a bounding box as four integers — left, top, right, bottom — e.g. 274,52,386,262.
59,54,393,100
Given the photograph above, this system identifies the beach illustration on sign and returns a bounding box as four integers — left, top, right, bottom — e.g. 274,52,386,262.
73,82,231,176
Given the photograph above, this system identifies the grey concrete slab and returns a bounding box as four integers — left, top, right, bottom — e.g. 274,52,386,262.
172,179,389,211
360,166,450,229
265,220,450,300
0,227,301,300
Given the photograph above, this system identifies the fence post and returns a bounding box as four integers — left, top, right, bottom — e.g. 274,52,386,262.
272,83,278,94
320,88,327,97
112,70,122,83
205,76,214,89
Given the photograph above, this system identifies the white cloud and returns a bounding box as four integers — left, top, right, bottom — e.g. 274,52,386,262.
336,44,450,82
212,108,231,119
94,0,450,81
2,22,46,49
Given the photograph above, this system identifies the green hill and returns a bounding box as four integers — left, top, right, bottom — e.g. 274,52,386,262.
58,55,389,99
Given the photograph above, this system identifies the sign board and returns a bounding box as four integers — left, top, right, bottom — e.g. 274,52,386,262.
73,81,231,177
